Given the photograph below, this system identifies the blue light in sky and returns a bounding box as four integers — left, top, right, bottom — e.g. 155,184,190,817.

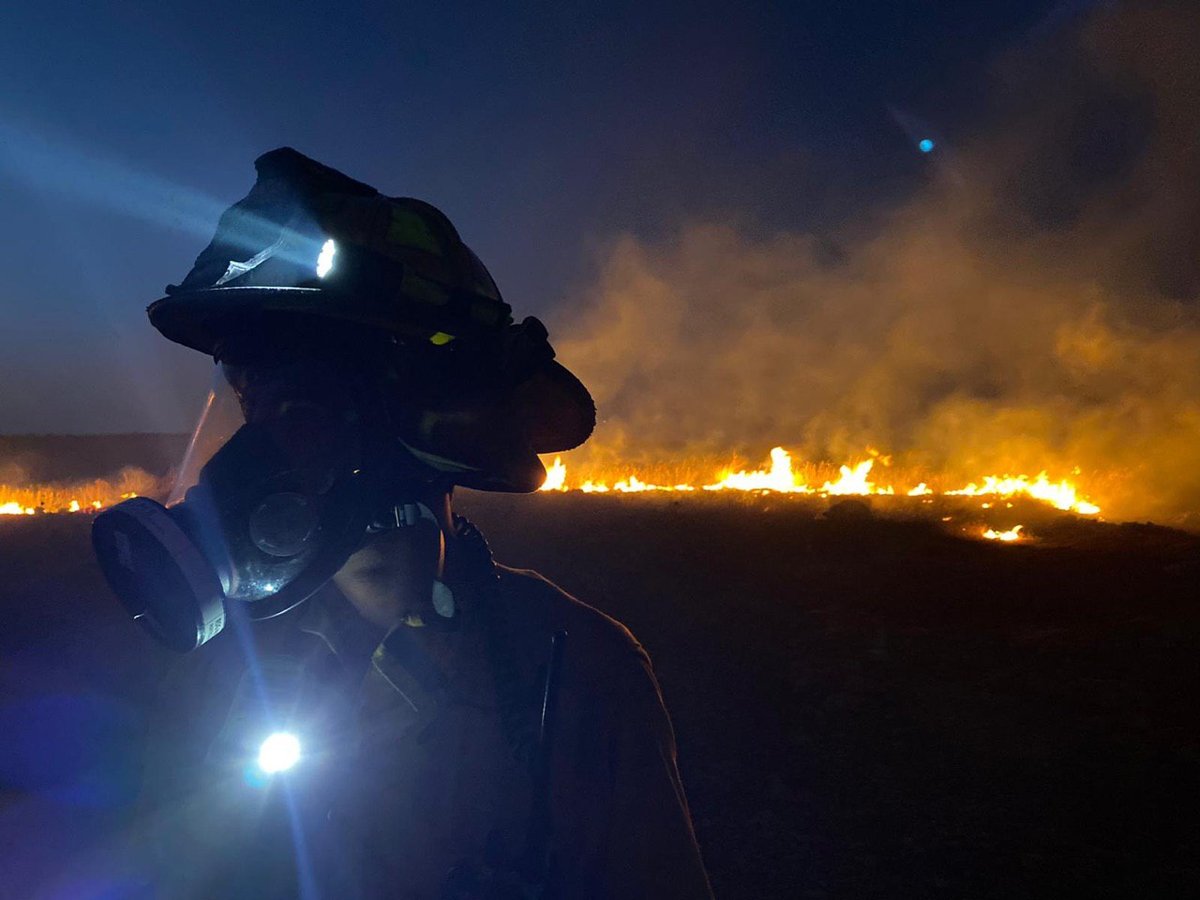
918,138,935,153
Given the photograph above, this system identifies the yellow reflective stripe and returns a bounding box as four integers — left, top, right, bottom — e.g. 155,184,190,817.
429,331,455,346
386,208,442,255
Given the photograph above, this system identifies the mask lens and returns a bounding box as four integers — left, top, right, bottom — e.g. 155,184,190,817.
249,492,319,557
96,361,399,650
165,363,371,605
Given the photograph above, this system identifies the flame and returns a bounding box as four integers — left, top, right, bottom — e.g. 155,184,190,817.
820,459,894,495
704,447,810,493
946,474,1100,515
0,448,1104,520
0,470,155,515
982,525,1024,542
0,491,138,515
615,475,652,493
527,446,1103,515
539,456,568,491
703,451,899,497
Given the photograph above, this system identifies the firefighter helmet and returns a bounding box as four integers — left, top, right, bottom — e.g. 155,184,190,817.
147,148,593,491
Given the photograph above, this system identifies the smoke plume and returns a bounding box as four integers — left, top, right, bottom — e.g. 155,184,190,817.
551,2,1200,522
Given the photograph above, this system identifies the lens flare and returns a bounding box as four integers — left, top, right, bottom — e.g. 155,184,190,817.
258,732,301,774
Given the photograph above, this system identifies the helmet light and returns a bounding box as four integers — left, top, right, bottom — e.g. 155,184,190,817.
316,239,337,278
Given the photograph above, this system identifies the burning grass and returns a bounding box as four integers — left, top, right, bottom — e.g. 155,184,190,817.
537,446,1104,517
0,468,161,516
982,524,1024,542
0,446,1106,553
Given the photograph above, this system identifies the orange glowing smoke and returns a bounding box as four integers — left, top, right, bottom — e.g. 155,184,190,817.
539,446,1102,516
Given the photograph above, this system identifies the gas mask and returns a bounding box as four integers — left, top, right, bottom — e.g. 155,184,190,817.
92,357,448,652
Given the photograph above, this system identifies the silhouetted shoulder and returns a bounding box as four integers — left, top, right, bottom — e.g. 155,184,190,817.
496,564,653,681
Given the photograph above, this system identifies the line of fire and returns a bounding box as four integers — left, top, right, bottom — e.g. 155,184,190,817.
1,444,1107,545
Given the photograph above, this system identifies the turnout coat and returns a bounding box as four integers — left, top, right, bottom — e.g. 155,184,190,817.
129,523,713,900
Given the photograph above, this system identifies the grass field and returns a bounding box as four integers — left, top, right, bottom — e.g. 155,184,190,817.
1,441,1198,897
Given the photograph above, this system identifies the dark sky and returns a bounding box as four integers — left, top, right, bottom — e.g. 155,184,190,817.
0,0,1059,433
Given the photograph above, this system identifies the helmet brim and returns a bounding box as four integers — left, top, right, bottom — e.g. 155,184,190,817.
148,286,595,491
150,286,406,356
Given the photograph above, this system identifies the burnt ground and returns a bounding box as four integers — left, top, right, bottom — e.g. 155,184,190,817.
1,489,1199,898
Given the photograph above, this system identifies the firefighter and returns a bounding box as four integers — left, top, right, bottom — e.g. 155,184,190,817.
94,148,713,899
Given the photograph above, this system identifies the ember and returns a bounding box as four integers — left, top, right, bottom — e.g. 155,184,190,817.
982,525,1024,542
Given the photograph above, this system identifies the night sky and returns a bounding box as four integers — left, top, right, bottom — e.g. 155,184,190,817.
1,1,1062,433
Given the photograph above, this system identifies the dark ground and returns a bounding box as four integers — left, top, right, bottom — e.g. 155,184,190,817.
460,495,1200,899
1,442,1198,898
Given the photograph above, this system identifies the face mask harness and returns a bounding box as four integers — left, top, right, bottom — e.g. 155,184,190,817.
92,357,440,652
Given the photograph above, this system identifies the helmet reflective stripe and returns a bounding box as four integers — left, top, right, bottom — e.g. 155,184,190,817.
214,240,282,287
386,207,443,255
